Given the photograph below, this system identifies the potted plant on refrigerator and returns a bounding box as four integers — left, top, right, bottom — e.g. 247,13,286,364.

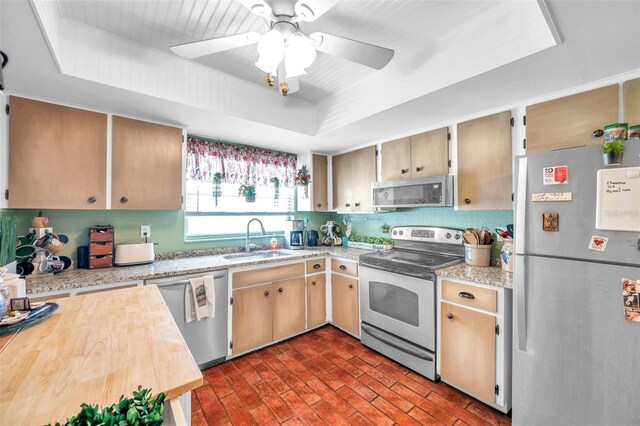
238,184,257,203
602,139,625,166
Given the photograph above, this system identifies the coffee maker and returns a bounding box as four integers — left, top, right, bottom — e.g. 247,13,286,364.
284,220,304,250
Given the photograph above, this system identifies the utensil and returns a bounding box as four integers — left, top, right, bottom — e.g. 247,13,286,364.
478,230,486,245
463,230,478,244
484,232,492,245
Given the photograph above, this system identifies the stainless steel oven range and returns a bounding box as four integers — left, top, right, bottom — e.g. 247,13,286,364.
359,226,464,380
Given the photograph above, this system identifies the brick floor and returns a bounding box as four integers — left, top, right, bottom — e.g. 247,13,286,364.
192,325,512,426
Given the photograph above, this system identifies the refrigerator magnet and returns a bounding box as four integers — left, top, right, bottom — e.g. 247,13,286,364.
588,235,608,251
622,279,639,322
543,165,568,185
542,213,559,231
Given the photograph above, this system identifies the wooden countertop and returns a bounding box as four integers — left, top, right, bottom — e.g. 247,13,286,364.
0,285,203,426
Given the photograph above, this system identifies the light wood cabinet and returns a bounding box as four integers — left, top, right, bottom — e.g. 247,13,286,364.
112,116,183,210
307,274,326,329
331,273,359,336
456,111,512,210
332,146,377,211
8,97,107,209
232,284,273,355
624,78,640,125
525,84,619,153
380,128,449,181
272,278,306,341
312,154,328,211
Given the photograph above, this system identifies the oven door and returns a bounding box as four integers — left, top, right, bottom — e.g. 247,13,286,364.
359,266,435,350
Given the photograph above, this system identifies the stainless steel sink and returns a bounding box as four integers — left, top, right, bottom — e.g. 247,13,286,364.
223,250,294,260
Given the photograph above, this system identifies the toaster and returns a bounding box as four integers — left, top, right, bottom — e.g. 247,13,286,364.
114,243,155,266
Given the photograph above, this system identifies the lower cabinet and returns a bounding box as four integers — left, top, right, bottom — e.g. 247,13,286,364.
232,284,274,355
307,274,326,329
272,277,306,341
331,273,360,336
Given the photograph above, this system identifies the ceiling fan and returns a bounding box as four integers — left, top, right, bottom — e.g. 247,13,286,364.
170,0,395,96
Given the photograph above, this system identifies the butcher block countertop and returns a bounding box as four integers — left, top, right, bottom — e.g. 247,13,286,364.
0,285,202,426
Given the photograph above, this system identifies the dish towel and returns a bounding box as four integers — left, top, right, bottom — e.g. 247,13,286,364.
185,276,216,323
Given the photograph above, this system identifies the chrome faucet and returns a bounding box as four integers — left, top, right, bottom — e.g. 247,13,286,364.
245,218,266,252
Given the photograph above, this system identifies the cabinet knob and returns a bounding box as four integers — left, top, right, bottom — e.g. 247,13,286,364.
401,169,408,174
264,290,270,296
311,281,316,286
415,166,424,172
120,196,129,204
339,265,347,270
464,198,471,204
354,202,360,207
87,196,96,204
447,313,454,319
313,264,321,269
458,291,475,300
278,287,283,293
348,284,354,289
316,203,322,208
345,203,351,207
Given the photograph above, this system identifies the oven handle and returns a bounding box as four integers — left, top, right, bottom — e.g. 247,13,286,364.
361,323,433,361
359,262,435,281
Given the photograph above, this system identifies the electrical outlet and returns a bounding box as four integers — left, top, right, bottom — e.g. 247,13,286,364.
140,225,151,239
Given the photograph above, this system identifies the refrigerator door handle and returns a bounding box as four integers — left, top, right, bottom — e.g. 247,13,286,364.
515,254,527,351
515,157,527,254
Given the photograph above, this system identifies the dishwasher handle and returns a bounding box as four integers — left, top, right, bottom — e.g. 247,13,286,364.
152,273,227,288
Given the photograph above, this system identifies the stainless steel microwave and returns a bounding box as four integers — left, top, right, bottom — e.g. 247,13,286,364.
371,175,454,209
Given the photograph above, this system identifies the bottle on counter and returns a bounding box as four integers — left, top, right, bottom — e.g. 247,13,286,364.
270,234,278,250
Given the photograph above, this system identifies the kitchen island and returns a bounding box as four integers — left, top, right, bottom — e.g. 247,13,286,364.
0,285,202,425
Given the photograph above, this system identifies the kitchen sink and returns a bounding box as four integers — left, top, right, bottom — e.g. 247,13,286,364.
223,250,295,260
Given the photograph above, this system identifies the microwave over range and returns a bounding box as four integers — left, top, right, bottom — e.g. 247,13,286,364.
371,175,454,210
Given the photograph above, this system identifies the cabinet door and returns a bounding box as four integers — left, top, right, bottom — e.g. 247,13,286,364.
526,85,619,153
232,285,273,354
332,152,353,210
331,274,359,336
312,154,328,211
351,146,377,211
272,278,306,341
8,97,107,209
112,116,183,210
307,274,326,329
624,78,640,125
411,128,449,178
441,302,496,403
457,111,512,210
381,137,411,181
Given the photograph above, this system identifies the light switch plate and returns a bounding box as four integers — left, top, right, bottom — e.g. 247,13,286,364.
140,225,151,239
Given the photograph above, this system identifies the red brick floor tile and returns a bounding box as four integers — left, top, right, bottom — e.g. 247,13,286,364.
192,409,209,426
305,378,356,419
252,381,294,422
407,406,444,426
232,356,257,371
256,349,288,372
281,417,304,426
346,412,374,426
378,363,430,396
308,366,344,391
219,392,256,426
359,374,414,413
279,390,325,425
348,357,396,387
204,368,235,398
330,365,378,402
325,352,364,377
278,369,321,405
427,392,493,426
273,351,315,382
391,382,457,426
239,367,263,385
336,386,394,426
371,396,423,426
249,404,280,426
227,374,263,409
466,402,512,426
218,362,240,377
310,399,351,426
407,372,474,408
253,362,291,394
194,384,229,426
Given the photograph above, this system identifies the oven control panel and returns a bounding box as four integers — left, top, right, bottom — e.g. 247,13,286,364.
391,226,464,244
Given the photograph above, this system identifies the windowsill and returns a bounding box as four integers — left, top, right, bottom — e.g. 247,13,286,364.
184,232,285,244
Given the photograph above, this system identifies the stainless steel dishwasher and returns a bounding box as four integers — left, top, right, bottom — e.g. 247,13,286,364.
146,271,228,369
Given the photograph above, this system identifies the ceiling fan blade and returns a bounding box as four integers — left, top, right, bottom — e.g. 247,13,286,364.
237,0,276,20
293,0,338,22
170,32,261,59
309,32,394,70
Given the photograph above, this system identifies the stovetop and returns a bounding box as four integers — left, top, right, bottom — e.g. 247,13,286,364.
359,249,462,276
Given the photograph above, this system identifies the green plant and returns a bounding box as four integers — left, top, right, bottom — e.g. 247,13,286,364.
50,386,165,426
602,139,625,154
348,234,392,245
212,172,223,207
270,177,280,206
380,223,391,233
238,184,257,202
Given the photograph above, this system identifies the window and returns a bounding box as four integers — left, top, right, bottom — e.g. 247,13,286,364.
185,137,297,240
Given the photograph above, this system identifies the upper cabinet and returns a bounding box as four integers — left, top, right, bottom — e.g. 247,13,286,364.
112,116,183,210
457,111,512,210
332,146,377,212
525,85,619,153
623,78,640,125
381,128,449,181
8,97,107,209
297,153,328,212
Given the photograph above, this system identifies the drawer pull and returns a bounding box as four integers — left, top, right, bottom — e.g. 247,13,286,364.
415,166,424,172
355,202,361,207
264,291,270,296
447,313,454,319
120,196,129,204
401,168,408,174
278,287,283,293
316,203,322,208
464,198,471,204
313,264,321,269
339,265,347,270
345,203,351,207
87,196,96,204
348,284,354,289
458,291,475,300
311,281,316,286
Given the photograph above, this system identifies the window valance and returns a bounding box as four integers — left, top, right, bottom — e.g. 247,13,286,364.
186,137,297,188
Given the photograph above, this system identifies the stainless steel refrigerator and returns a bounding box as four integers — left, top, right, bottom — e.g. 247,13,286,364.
513,143,640,425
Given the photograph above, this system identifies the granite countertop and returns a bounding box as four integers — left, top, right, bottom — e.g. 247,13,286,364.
435,263,513,289
26,246,369,295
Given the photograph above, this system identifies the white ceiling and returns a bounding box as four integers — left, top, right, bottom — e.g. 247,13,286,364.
1,1,639,155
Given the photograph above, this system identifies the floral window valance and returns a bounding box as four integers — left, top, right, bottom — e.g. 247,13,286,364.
186,137,297,188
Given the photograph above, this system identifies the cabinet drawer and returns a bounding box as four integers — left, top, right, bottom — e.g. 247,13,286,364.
233,263,305,289
306,258,326,273
89,228,113,242
331,258,358,277
442,280,496,313
89,255,113,269
89,242,113,256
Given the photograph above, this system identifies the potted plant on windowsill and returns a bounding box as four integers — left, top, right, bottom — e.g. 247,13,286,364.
238,184,256,203
602,139,625,166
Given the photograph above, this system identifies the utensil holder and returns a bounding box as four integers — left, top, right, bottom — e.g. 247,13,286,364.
464,244,491,267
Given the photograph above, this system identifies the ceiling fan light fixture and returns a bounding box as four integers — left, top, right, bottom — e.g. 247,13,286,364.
254,29,285,74
283,32,316,78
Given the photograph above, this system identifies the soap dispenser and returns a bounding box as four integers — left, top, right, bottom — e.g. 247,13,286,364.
270,234,278,250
